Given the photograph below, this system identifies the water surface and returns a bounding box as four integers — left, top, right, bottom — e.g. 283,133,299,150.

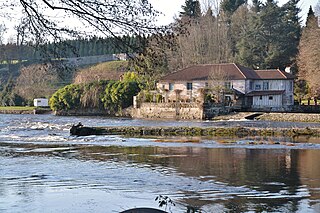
0,114,320,212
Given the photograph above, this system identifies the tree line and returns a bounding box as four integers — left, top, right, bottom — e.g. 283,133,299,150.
0,36,144,63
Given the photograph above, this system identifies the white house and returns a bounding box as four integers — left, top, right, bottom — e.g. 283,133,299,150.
157,63,295,111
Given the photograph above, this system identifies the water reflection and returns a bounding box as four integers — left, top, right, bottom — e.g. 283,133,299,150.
1,141,320,212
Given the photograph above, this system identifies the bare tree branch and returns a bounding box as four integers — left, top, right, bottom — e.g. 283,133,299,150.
2,0,165,46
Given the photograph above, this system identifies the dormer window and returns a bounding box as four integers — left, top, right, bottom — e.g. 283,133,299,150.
263,82,269,90
255,84,261,90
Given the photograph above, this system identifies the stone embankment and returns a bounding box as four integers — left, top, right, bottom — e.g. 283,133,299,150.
257,113,320,123
214,112,320,123
72,125,320,138
0,109,51,114
0,109,34,114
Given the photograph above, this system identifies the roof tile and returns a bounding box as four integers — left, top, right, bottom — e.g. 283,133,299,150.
160,64,295,81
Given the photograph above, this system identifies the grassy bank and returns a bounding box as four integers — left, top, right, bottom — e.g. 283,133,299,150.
0,106,52,114
0,106,35,111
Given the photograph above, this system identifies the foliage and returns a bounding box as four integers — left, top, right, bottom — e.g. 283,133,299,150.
180,0,202,18
80,80,109,109
220,0,246,14
49,84,82,111
102,80,140,114
235,0,301,69
165,0,302,71
129,44,169,90
50,68,141,113
0,77,24,106
0,36,143,63
121,71,140,82
294,79,308,99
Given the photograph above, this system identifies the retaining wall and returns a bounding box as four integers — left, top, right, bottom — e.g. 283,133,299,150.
132,102,204,120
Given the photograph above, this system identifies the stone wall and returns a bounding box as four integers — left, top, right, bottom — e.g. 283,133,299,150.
132,102,203,120
55,108,110,116
258,113,320,122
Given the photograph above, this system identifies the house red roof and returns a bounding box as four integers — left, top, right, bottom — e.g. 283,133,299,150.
160,64,294,81
253,69,295,80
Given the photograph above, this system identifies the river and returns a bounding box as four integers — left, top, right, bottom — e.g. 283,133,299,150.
0,114,320,212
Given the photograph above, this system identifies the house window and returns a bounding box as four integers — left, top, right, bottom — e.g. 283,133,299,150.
162,84,165,90
225,82,231,89
263,82,269,90
169,83,174,91
269,96,273,100
289,95,293,104
187,82,193,90
249,81,254,90
255,84,261,90
205,82,209,88
260,95,262,100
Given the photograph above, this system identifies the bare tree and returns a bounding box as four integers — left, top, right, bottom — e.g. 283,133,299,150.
167,11,233,71
297,5,320,97
208,65,230,103
0,1,164,49
15,64,63,100
0,23,6,45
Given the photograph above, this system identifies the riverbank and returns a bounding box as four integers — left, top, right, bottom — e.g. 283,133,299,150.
0,107,52,114
257,112,320,123
213,112,320,123
72,125,320,138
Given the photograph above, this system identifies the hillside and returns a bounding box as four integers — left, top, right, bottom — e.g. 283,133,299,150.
73,60,129,84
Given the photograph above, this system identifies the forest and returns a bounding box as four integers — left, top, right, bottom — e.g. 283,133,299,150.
0,0,319,109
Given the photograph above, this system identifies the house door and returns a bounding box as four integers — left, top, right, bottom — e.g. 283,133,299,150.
246,97,253,108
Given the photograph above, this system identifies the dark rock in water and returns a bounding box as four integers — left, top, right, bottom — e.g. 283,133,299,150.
70,123,98,136
120,208,167,213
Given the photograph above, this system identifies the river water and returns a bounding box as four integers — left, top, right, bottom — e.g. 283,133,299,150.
0,114,320,213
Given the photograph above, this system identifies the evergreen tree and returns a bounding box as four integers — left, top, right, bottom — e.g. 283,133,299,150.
252,0,261,13
180,0,202,18
235,0,299,69
306,6,318,27
281,0,301,68
220,0,247,14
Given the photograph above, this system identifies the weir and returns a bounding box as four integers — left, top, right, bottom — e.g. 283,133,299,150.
70,125,320,138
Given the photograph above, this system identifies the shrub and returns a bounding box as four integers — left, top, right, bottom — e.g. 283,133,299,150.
49,84,82,111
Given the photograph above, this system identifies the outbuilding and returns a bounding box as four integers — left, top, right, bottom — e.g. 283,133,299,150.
33,98,49,107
